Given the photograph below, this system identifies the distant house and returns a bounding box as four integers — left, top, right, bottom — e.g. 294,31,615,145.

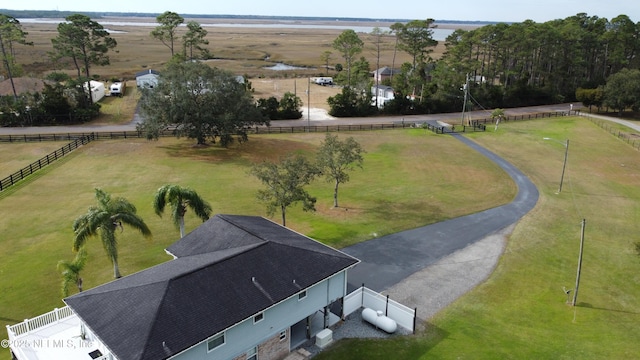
136,69,160,88
371,85,395,108
371,67,401,83
472,75,487,84
7,214,359,360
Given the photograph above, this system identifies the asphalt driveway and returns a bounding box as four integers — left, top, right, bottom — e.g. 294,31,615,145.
342,134,539,319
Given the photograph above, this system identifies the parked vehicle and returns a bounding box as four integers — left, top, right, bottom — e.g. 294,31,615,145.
109,81,126,97
314,77,333,86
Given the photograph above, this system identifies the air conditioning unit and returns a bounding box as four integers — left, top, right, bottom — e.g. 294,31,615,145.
88,349,108,359
315,328,332,348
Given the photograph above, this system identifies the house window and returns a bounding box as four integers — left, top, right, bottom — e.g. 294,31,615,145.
246,346,257,360
253,312,264,323
279,330,287,341
207,333,225,352
298,290,307,300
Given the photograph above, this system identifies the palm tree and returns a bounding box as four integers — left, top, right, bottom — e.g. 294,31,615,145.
153,184,212,238
57,247,88,297
73,188,151,278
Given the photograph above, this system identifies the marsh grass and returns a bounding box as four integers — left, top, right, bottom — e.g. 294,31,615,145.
16,19,433,80
314,117,640,359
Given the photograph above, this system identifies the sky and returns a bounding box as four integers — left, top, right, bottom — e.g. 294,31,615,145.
2,0,638,23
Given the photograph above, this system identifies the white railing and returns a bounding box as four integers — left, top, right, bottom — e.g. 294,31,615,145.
6,306,74,340
343,286,416,333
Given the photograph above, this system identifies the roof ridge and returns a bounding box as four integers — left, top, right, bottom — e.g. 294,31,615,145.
136,280,172,360
257,217,359,261
169,243,265,281
218,215,350,259
217,214,269,243
138,278,177,360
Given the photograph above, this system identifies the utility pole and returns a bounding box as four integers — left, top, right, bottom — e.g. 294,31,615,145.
543,137,569,193
460,73,469,126
571,219,586,306
307,77,310,131
558,139,569,193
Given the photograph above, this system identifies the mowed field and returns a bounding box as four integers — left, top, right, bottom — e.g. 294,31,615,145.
0,129,515,356
2,117,640,359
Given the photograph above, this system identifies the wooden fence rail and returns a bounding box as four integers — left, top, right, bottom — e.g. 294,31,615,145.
585,116,640,151
0,110,576,144
0,135,94,192
0,110,575,192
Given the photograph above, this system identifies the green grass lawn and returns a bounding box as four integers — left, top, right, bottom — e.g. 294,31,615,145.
0,128,514,352
3,117,639,359
314,117,640,359
0,141,68,179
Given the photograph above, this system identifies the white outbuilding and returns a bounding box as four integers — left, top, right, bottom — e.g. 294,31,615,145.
135,69,160,89
85,80,105,103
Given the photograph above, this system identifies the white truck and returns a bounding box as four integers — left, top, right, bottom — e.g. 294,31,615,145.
314,77,333,86
109,81,126,97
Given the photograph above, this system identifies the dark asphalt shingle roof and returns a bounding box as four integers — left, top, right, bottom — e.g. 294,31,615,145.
135,69,160,77
65,214,358,360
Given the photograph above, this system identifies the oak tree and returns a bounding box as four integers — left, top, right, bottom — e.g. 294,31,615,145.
138,61,267,146
250,155,319,226
316,134,365,208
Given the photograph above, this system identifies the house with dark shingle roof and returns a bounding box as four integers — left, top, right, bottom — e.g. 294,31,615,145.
371,67,401,83
7,215,359,360
135,69,160,89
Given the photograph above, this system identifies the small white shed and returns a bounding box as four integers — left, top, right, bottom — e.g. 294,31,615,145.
136,69,160,88
85,80,105,103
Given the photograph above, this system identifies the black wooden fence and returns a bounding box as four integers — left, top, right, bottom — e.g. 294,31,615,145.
586,116,640,151
0,135,94,192
0,110,575,192
0,110,575,143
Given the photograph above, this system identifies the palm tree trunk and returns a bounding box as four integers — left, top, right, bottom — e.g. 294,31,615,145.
113,257,122,278
179,216,186,238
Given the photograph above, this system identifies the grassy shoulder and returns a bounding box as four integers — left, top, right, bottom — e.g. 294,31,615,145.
0,141,68,179
0,129,514,341
314,117,640,359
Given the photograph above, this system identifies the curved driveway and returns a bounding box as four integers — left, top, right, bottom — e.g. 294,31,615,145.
2,104,554,315
343,133,539,293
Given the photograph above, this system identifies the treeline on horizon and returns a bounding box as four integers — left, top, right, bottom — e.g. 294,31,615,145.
0,8,496,25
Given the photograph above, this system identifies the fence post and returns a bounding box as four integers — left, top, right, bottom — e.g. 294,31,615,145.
413,307,417,334
385,294,389,316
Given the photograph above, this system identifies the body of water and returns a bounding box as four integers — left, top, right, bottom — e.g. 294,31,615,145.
263,63,316,71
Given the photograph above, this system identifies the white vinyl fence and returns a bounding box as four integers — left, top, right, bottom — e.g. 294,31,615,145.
343,285,416,333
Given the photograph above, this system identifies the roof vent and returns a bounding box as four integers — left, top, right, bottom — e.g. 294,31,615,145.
252,276,256,282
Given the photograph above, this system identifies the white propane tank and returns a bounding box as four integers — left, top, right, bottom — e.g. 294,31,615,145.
361,307,397,333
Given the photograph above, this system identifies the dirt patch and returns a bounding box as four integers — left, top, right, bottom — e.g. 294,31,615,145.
314,202,364,219
251,78,341,111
